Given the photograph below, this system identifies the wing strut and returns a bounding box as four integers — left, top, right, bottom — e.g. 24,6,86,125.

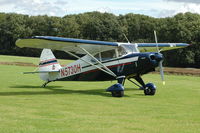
78,46,117,77
64,50,117,78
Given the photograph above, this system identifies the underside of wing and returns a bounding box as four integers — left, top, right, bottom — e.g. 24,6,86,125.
16,36,118,54
137,43,190,52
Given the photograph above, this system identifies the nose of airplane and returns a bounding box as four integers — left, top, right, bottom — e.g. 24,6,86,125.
149,53,164,68
149,53,163,62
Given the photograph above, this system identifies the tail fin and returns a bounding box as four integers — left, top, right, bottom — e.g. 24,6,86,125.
39,49,61,81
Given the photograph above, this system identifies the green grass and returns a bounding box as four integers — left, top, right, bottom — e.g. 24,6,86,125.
0,55,200,133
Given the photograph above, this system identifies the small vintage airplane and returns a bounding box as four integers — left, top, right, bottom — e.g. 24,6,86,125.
16,32,189,97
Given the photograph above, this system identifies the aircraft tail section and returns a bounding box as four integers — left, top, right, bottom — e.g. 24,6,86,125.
39,49,61,81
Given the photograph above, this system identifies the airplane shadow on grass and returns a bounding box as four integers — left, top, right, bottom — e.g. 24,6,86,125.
0,85,142,97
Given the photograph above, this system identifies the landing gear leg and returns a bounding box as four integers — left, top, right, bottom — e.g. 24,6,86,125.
42,81,51,88
135,76,146,90
128,75,156,95
128,75,145,90
117,76,125,85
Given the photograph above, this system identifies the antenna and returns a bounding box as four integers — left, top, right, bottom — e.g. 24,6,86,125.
123,33,130,43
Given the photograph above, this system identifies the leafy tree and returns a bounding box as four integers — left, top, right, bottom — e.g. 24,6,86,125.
0,11,200,68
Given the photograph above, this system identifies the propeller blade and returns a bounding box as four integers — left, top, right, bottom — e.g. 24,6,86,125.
159,61,165,85
154,30,165,85
154,30,159,52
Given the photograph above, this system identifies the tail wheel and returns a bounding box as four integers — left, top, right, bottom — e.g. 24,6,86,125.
144,83,156,95
111,91,124,97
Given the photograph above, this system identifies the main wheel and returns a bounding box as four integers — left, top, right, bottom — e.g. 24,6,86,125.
111,91,124,97
144,83,156,95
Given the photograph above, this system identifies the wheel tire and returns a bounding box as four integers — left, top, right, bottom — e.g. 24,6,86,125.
144,83,156,95
144,88,156,95
111,91,124,97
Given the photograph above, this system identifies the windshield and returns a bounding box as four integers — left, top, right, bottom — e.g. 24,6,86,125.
120,44,139,54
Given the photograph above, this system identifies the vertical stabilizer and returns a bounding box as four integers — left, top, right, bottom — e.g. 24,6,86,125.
39,49,61,81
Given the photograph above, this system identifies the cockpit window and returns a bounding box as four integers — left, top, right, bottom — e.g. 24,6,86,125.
92,49,117,62
101,49,116,61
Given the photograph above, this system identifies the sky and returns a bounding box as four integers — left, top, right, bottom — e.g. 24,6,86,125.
0,0,200,18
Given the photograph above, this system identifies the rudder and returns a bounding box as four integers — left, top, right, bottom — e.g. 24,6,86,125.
39,49,61,81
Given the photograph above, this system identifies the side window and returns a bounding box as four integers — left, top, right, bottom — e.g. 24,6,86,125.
118,46,127,57
101,49,116,61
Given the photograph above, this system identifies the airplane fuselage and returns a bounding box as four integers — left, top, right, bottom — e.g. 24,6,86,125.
56,52,163,82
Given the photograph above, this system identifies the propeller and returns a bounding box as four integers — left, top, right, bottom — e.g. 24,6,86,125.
154,30,165,85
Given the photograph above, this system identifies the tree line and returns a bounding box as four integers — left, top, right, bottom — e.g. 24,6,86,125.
0,11,199,68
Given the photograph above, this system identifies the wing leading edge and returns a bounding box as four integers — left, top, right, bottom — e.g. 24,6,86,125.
16,36,190,54
137,43,190,52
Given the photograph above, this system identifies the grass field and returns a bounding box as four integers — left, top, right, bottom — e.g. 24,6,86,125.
0,55,200,133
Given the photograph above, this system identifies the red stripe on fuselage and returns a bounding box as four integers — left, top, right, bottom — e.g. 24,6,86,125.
39,62,58,67
40,58,57,63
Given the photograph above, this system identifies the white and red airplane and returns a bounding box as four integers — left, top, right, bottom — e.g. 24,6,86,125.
16,33,189,97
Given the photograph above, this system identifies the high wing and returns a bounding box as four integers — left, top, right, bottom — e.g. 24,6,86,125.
136,43,190,52
16,36,118,54
16,36,190,55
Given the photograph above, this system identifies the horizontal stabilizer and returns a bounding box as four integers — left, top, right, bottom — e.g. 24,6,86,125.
23,71,59,74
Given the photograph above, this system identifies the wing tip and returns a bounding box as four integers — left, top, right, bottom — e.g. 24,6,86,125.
16,39,23,48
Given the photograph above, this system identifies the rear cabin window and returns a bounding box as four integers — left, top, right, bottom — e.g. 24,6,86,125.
93,53,101,62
